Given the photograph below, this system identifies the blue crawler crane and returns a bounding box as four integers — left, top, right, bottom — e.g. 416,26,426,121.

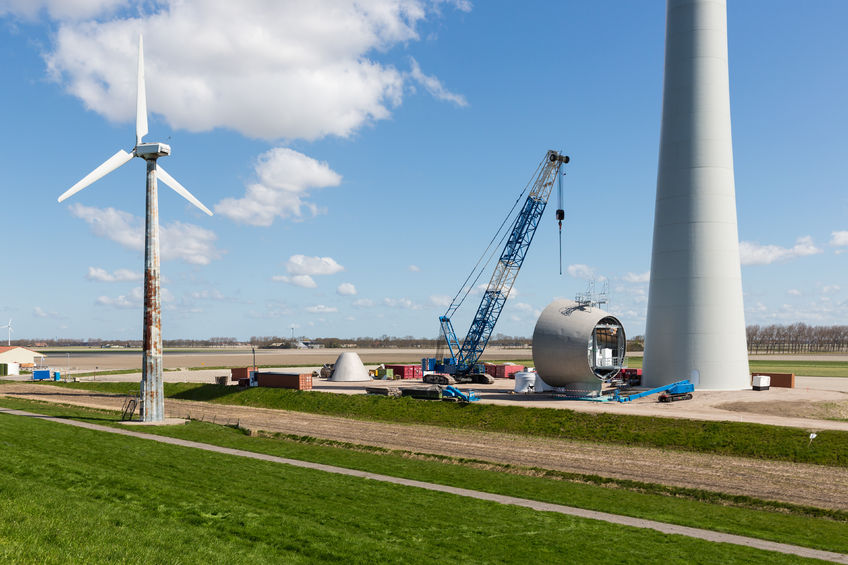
426,150,569,386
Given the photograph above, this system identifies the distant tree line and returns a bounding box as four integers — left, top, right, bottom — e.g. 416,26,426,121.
19,337,240,348
627,336,645,352
247,333,532,349
746,324,848,354
24,325,847,353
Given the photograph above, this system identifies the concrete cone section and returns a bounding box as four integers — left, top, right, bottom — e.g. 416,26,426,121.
643,0,750,390
329,352,371,382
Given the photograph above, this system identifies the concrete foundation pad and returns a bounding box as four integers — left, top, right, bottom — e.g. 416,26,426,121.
119,418,188,426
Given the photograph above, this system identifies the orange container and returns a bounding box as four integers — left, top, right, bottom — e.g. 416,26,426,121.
256,372,312,390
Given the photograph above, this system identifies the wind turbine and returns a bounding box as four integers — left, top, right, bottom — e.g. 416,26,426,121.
1,319,11,346
58,35,213,422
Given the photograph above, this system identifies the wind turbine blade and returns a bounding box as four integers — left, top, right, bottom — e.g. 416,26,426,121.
58,149,134,203
136,34,148,145
157,166,213,216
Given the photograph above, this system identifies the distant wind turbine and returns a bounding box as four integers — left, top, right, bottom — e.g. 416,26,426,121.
1,319,12,346
58,35,213,422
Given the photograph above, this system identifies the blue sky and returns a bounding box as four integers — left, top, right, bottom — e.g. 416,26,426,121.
1,0,845,341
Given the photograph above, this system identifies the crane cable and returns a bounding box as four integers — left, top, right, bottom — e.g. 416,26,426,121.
444,156,546,319
557,166,565,275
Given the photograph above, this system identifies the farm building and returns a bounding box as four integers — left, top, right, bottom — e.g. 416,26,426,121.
0,346,45,366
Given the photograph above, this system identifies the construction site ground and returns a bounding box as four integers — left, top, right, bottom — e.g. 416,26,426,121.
2,378,848,513
17,363,848,432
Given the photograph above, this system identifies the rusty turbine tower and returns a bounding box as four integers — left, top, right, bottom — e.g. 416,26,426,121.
58,36,213,422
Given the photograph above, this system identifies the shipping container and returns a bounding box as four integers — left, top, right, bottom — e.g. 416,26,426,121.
495,364,522,379
384,364,423,380
33,369,51,381
230,366,258,382
255,372,312,390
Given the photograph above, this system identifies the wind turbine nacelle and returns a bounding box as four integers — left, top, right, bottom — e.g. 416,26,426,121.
136,142,171,159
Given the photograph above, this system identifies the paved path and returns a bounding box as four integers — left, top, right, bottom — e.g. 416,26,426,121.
1,406,846,564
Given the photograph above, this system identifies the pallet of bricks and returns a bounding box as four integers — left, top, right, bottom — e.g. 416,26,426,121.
384,364,422,380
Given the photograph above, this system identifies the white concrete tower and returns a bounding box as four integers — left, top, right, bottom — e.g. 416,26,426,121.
643,0,749,389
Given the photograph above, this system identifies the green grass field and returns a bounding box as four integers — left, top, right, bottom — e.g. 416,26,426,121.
42,381,848,467
0,398,842,563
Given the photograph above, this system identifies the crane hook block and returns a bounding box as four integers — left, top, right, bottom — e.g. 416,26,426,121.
556,209,565,222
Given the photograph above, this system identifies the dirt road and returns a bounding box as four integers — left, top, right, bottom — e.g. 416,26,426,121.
3,383,847,512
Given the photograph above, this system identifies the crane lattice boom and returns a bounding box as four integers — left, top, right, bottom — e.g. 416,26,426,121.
440,150,568,375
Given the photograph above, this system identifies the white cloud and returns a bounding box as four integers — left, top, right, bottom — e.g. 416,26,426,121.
408,265,421,272
188,289,227,301
822,285,841,294
305,304,337,313
787,289,802,296
567,264,606,281
215,148,342,226
512,302,534,313
41,1,467,141
85,266,141,282
272,275,318,288
33,306,61,319
96,286,174,309
830,231,848,247
96,287,143,309
429,295,452,308
68,204,221,265
353,298,375,308
408,57,468,107
623,271,649,283
286,254,344,276
739,236,822,266
383,297,422,310
337,283,357,296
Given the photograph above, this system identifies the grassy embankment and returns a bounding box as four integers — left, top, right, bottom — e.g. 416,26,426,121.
36,381,848,467
0,397,846,561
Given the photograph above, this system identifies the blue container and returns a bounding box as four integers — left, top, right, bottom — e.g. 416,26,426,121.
53,372,61,381
33,370,50,381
